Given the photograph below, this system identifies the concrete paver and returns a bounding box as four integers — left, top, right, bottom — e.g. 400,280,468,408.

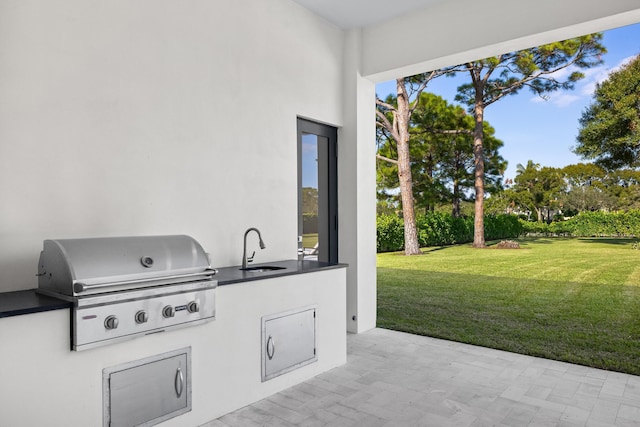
204,328,640,426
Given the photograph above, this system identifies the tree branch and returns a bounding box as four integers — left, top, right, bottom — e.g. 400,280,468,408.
375,109,400,142
408,69,454,115
376,154,398,165
375,98,396,112
425,129,473,136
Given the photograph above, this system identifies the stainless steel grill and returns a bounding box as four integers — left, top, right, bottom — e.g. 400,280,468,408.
37,235,217,351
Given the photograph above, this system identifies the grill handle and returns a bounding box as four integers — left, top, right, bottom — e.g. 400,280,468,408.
73,269,218,294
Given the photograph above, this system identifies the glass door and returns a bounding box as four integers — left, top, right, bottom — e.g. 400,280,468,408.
297,118,337,263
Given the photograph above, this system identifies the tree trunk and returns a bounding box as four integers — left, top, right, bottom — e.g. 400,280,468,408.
452,153,461,218
396,80,421,255
472,99,486,248
452,178,460,218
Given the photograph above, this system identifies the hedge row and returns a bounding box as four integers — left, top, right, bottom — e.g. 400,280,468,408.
520,210,640,237
377,212,522,252
378,210,640,252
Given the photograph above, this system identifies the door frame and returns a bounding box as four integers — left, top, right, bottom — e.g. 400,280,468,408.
297,117,338,263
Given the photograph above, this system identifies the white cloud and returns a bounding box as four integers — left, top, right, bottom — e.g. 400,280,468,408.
581,55,637,96
530,92,580,107
553,93,581,107
610,55,636,73
579,65,608,96
528,55,638,107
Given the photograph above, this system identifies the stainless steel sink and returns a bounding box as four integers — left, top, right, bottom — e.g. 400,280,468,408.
239,266,286,273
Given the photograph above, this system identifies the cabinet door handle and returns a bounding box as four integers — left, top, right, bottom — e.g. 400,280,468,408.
266,335,275,360
175,367,184,398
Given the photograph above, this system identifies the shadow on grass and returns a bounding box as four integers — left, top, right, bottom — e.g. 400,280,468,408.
421,246,451,254
577,237,638,246
510,237,560,246
382,246,457,256
381,236,639,254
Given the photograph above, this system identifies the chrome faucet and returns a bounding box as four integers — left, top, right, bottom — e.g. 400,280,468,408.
242,227,266,269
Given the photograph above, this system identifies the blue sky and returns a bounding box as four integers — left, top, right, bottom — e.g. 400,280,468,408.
375,22,640,181
302,133,318,188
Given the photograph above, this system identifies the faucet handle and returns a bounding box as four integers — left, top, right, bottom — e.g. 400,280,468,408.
247,250,256,263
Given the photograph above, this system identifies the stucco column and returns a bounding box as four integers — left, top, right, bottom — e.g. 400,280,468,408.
339,29,377,333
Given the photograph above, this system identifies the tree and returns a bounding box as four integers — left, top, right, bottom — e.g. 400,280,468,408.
562,163,606,189
484,188,519,216
513,161,565,221
559,163,640,212
376,72,447,255
446,34,606,246
302,187,318,215
603,169,640,210
378,92,506,217
561,163,614,213
575,54,640,169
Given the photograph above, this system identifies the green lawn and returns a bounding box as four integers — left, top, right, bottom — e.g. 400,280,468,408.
302,233,318,248
377,237,640,375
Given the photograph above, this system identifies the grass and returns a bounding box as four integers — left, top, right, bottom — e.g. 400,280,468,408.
377,237,640,375
302,233,318,248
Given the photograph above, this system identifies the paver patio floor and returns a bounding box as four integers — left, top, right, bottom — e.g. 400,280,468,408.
204,328,640,426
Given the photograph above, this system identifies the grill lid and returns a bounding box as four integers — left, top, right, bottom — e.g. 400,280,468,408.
38,235,215,297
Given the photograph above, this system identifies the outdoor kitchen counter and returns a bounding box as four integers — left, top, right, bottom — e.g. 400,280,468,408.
214,259,347,286
0,257,348,426
0,260,347,318
0,289,72,318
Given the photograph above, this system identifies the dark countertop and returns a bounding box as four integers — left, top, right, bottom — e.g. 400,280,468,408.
215,259,347,286
0,290,72,318
0,260,347,318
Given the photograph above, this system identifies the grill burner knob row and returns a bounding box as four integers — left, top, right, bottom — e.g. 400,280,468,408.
162,305,175,318
135,310,148,324
187,301,199,313
104,315,119,330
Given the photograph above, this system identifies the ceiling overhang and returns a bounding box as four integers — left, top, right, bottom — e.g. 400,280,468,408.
290,0,446,29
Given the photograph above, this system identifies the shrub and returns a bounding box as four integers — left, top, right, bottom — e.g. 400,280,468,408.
485,214,522,241
518,210,640,237
376,214,404,252
376,212,521,252
562,210,640,237
376,210,640,251
519,219,550,235
416,212,459,246
302,214,319,234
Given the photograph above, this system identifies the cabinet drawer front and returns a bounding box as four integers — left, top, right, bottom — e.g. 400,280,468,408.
104,348,191,427
262,306,317,381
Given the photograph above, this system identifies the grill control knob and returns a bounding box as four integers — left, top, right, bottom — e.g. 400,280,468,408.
187,301,199,313
104,315,119,330
135,310,148,324
162,305,175,318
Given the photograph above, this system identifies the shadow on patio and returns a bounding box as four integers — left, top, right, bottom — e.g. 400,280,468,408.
205,328,640,426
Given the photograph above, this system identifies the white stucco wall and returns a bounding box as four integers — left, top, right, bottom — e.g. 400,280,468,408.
0,0,344,292
339,30,377,333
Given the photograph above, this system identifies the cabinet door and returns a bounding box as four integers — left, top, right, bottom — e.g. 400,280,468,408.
262,306,317,381
104,348,191,427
